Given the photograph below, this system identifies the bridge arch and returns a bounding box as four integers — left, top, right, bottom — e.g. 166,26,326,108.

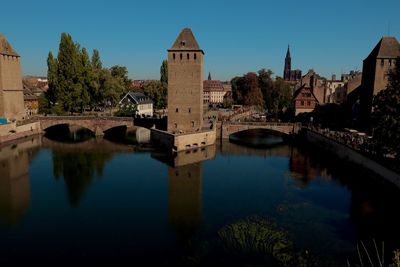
220,122,300,139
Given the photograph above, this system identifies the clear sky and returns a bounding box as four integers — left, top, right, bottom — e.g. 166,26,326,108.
1,0,400,81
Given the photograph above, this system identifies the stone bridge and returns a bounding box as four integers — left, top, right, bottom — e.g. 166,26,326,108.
38,116,134,136
217,122,301,139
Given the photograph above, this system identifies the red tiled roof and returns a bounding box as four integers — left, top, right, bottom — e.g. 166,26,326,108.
203,80,224,92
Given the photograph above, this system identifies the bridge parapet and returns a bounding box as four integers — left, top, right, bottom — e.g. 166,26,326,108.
218,122,301,139
37,116,134,136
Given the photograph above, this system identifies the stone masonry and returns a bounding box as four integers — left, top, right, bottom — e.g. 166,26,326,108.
0,33,25,120
167,28,204,133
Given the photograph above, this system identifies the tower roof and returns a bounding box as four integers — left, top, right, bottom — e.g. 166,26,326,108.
168,28,204,54
0,33,20,57
365,36,400,60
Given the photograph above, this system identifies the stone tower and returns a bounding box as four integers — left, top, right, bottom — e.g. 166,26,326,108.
167,28,204,132
360,36,400,126
0,33,25,120
283,45,291,81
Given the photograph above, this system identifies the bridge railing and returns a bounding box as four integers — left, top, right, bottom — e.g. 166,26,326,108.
224,121,299,127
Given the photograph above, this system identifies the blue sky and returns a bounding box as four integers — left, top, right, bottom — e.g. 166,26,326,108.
1,0,399,81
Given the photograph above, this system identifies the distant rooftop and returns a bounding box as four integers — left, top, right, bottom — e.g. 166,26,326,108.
0,33,19,57
168,28,204,54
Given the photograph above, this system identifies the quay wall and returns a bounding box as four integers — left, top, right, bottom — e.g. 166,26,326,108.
151,127,216,152
304,129,400,188
0,122,42,145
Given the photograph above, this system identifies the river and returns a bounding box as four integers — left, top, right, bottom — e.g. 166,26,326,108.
0,129,399,266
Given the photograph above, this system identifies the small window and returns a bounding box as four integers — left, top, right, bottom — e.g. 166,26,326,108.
194,53,197,60
180,53,182,60
191,121,195,127
187,53,190,60
381,59,384,66
300,101,304,106
173,53,175,60
389,59,392,66
307,101,311,106
176,108,179,112
188,108,191,113
174,123,177,129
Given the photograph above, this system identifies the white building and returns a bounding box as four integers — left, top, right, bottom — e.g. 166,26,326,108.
119,92,153,117
203,73,229,104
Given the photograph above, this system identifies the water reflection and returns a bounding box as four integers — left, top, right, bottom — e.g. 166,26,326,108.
0,137,40,224
153,146,216,246
44,137,135,207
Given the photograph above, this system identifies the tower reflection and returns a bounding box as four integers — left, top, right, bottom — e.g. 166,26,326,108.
0,137,40,224
153,145,216,245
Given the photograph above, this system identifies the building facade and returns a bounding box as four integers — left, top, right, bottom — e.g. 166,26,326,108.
300,69,326,105
360,36,400,125
0,33,25,120
203,73,226,104
167,28,204,132
119,92,153,117
293,85,318,115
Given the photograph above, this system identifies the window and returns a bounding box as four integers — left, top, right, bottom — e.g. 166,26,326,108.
191,121,195,127
194,53,197,60
173,53,175,60
187,53,190,60
389,59,392,66
381,59,384,66
176,108,179,112
180,53,182,60
174,123,177,129
300,101,304,106
188,108,191,113
307,101,311,106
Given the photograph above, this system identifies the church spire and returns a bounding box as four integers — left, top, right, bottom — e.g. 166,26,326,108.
208,72,212,80
286,44,291,58
283,44,292,81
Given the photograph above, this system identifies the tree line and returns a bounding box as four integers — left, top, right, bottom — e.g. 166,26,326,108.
41,33,132,114
231,69,292,117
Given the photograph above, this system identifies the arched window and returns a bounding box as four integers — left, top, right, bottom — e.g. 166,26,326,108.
180,53,182,60
173,53,175,60
176,108,179,113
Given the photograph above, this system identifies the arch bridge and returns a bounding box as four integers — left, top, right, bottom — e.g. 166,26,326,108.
38,116,134,136
218,122,301,139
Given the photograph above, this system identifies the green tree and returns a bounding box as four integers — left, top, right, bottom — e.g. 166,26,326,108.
46,51,58,107
258,68,274,108
142,80,167,109
372,57,400,159
91,49,102,70
160,59,168,84
242,72,265,109
110,65,132,93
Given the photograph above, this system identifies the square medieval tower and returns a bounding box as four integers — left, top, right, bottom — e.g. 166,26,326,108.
0,33,25,120
167,28,204,133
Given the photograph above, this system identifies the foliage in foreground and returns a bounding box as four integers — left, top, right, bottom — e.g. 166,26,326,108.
218,216,315,267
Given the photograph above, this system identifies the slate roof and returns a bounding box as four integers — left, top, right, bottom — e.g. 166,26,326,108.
365,36,400,60
0,33,19,57
127,92,153,105
169,28,204,54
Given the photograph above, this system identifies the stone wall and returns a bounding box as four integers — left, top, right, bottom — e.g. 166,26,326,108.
0,55,25,120
0,122,42,145
151,127,216,152
304,129,400,188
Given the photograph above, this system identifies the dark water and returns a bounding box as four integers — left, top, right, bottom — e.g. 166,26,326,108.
0,129,399,266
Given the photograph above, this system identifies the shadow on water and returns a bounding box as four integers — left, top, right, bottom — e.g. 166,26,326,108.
229,129,287,148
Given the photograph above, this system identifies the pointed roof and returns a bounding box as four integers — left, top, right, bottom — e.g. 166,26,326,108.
0,33,20,57
286,45,291,58
365,36,400,60
168,28,204,54
208,72,212,80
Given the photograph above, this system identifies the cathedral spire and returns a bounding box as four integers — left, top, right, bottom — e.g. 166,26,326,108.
286,44,291,58
208,72,212,80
